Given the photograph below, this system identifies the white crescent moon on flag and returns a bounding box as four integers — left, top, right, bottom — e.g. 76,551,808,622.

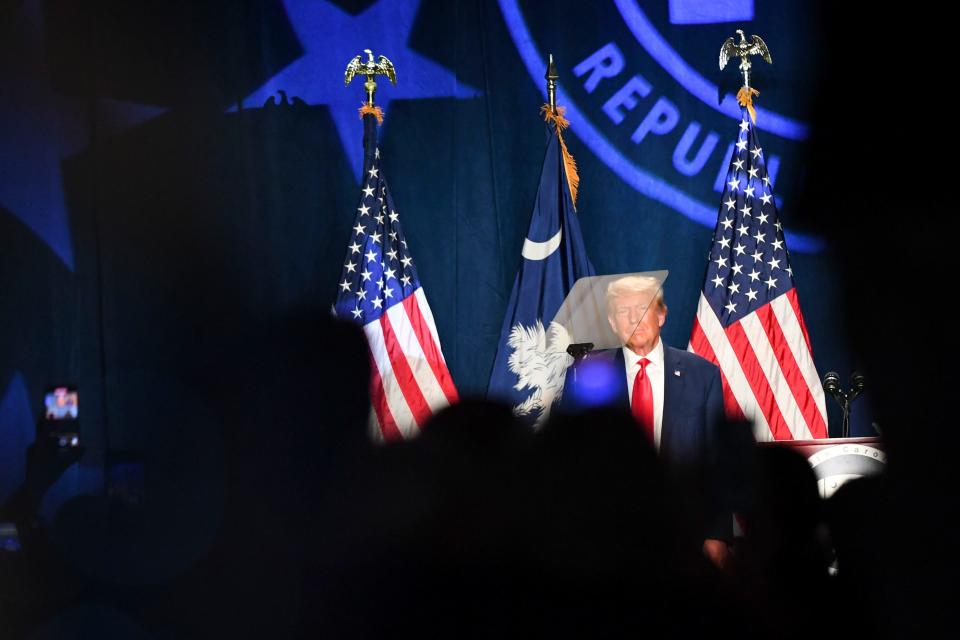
521,228,562,261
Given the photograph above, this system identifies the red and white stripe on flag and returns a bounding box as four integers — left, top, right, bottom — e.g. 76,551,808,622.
689,288,828,441
364,287,458,442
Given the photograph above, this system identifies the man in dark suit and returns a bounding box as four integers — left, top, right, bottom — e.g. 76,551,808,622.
562,275,731,565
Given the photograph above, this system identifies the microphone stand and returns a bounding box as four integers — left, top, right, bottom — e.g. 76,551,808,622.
822,372,866,438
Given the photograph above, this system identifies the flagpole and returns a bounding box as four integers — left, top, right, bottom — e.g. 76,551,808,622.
545,53,558,114
539,54,580,209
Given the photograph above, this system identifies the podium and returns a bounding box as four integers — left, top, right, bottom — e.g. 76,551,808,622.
759,437,885,498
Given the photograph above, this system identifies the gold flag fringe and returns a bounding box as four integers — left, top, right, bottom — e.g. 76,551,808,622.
358,104,384,124
540,104,580,208
737,87,760,124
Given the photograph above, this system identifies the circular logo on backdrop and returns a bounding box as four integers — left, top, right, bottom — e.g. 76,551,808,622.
498,0,823,252
808,444,887,499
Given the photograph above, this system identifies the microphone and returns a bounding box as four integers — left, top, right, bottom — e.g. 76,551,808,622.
823,371,842,401
849,371,866,402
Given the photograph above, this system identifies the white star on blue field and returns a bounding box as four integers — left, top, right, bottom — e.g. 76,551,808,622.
238,0,481,181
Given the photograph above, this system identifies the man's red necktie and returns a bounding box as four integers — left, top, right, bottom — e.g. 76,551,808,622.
631,358,654,441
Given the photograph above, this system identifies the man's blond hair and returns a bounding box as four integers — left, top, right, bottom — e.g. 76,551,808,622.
605,275,666,317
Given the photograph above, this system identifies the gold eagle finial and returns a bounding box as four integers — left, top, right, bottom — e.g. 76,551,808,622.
345,49,397,108
719,29,772,91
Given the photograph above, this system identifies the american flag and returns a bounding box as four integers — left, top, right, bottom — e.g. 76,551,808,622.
688,112,828,441
334,114,458,441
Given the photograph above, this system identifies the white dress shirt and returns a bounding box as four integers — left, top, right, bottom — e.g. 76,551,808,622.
623,338,665,450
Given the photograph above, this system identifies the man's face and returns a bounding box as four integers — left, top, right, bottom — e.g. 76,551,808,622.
607,291,666,356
